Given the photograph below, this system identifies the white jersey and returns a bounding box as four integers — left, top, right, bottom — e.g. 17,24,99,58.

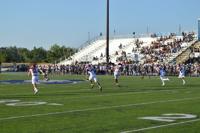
30,67,39,84
114,68,119,75
114,67,120,79
178,67,185,78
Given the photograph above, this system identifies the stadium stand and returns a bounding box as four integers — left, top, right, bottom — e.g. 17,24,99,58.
59,32,197,65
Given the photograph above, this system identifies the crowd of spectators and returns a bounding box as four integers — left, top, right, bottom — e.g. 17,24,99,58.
1,62,200,77
114,32,195,64
36,63,200,77
140,32,195,63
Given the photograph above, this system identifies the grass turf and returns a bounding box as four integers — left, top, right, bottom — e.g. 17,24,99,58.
0,72,200,133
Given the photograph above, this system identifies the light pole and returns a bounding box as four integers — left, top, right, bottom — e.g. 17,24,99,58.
198,18,200,41
106,0,109,65
88,32,90,44
146,25,149,36
178,24,181,36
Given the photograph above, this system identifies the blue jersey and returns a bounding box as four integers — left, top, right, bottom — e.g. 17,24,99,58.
160,68,165,77
31,67,39,77
180,67,185,75
88,68,96,76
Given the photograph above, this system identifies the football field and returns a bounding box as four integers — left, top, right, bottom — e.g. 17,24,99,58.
0,72,200,133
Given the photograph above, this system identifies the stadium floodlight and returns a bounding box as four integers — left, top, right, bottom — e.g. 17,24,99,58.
106,0,109,64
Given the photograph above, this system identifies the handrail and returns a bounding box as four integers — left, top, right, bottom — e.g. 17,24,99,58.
168,39,198,64
78,36,105,51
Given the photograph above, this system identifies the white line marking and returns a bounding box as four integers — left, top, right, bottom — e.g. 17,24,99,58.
47,103,63,106
61,90,175,100
121,118,200,133
0,89,174,100
0,97,199,122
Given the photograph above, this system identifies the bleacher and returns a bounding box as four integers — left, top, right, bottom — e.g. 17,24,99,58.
59,32,197,65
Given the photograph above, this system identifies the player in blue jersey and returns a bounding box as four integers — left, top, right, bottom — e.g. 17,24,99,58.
86,65,102,91
159,65,169,86
178,65,186,85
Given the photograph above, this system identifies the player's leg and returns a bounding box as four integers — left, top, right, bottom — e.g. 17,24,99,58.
90,80,94,88
179,74,185,85
32,77,39,94
182,77,186,85
160,76,165,86
94,78,102,91
89,76,94,88
115,78,119,85
33,83,38,94
163,77,169,81
114,74,119,86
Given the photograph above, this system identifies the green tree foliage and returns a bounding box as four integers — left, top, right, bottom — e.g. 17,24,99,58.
3,46,21,62
47,44,63,63
0,48,6,72
47,44,76,63
0,48,6,63
0,45,77,63
30,47,47,63
17,48,31,62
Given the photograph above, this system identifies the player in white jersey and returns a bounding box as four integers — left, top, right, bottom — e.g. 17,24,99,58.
113,65,120,86
178,65,186,85
28,64,43,94
87,66,102,92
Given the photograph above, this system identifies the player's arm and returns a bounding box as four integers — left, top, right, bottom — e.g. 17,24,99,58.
85,70,89,80
156,67,160,75
28,69,31,77
85,72,89,80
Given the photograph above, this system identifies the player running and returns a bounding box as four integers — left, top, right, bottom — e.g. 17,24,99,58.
159,65,169,86
38,65,49,81
86,65,102,92
28,64,43,94
178,65,186,85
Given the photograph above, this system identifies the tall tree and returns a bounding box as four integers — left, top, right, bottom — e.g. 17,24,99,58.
47,44,63,63
0,45,77,63
0,48,7,73
30,47,47,63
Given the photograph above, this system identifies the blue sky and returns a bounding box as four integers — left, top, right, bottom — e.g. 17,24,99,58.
0,0,199,49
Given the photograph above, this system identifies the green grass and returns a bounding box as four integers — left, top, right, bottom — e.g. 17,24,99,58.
0,72,200,133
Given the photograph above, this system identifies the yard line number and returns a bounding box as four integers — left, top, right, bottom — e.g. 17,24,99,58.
0,99,63,106
139,113,197,122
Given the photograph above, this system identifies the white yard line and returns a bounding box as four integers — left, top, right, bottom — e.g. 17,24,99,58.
121,118,200,133
59,89,175,100
0,89,175,100
0,97,199,121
